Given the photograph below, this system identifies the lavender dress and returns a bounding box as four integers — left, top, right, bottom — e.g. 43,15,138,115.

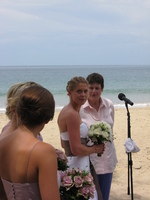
1,179,41,200
1,142,41,200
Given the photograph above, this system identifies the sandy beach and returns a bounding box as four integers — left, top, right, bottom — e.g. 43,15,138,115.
0,106,150,200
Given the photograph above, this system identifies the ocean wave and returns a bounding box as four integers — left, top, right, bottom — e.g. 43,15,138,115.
114,103,150,108
1,103,150,114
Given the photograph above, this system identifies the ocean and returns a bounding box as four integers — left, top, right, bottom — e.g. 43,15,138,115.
0,65,150,113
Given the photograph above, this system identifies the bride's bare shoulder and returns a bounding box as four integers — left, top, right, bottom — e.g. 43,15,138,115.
60,104,76,116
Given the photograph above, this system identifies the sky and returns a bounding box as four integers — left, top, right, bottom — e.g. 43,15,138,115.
0,0,150,66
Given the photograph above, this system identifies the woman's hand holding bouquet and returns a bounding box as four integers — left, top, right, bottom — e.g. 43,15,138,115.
88,121,113,156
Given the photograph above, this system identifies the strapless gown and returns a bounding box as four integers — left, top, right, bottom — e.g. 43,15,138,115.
61,123,98,200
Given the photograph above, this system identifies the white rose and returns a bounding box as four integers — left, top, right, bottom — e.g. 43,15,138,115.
102,131,109,139
94,128,102,136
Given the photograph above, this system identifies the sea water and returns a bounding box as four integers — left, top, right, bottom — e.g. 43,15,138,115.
0,65,150,113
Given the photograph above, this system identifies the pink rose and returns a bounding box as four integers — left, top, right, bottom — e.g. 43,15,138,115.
89,184,95,198
56,149,68,162
74,175,83,187
59,170,68,179
84,173,93,184
61,175,73,189
79,186,90,199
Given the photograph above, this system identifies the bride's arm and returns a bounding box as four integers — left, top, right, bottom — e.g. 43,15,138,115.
67,112,104,156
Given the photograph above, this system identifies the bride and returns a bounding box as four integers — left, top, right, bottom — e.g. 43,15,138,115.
57,76,105,200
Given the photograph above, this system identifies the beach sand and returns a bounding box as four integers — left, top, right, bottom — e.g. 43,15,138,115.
0,107,150,200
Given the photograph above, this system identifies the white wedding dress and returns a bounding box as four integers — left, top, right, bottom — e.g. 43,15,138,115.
61,123,98,200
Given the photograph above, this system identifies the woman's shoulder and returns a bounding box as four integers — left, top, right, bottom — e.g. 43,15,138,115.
34,141,55,153
59,105,79,120
33,142,56,164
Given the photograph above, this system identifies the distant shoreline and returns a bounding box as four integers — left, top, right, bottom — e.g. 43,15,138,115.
1,65,150,114
0,102,150,114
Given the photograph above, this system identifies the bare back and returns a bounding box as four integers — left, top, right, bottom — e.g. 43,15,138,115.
0,128,60,200
0,130,40,183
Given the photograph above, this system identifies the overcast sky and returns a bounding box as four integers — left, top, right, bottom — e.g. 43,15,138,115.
0,0,150,66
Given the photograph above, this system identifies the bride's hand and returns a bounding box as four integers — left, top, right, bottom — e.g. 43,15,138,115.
94,143,105,154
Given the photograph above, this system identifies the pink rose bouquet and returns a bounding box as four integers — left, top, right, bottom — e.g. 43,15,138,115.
56,149,68,171
59,168,95,199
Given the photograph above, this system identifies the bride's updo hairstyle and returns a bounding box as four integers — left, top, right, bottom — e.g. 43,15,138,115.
66,76,88,94
17,85,55,127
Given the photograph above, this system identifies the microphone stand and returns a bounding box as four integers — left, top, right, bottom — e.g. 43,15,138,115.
125,102,134,200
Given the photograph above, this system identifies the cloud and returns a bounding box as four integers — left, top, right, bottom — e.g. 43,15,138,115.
0,0,150,65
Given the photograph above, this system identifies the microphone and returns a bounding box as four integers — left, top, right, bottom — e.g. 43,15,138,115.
118,93,134,106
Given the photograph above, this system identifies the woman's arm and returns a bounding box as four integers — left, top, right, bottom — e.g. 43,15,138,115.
67,112,104,156
36,143,60,200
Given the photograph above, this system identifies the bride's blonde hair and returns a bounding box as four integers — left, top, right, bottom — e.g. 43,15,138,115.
66,76,88,94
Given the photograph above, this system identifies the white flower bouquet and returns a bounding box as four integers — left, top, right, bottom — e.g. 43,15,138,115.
56,149,68,171
88,121,113,156
59,168,95,200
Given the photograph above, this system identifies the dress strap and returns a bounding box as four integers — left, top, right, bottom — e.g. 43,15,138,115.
25,142,40,182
